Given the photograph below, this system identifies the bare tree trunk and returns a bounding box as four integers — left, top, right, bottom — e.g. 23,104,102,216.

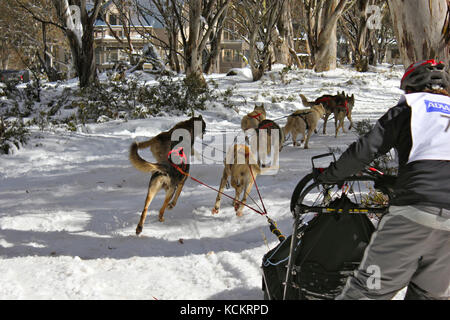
0,40,9,69
72,24,98,88
273,0,297,67
388,0,450,67
203,1,228,74
298,0,316,67
183,0,231,85
37,22,61,81
185,0,204,84
235,0,285,81
203,26,224,74
53,0,102,88
314,0,349,72
354,0,370,71
299,0,351,72
168,30,181,73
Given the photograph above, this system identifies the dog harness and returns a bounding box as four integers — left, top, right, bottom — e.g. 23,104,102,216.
292,111,311,130
167,147,188,172
316,96,349,115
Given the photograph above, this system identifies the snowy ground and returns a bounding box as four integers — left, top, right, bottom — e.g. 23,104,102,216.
0,64,407,300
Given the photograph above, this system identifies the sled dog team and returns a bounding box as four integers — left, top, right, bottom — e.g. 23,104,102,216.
130,91,355,235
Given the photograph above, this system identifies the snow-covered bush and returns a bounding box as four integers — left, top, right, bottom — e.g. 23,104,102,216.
66,74,216,125
0,73,234,142
0,117,29,154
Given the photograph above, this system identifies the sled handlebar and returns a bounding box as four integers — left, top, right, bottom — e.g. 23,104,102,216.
311,153,336,170
310,152,396,189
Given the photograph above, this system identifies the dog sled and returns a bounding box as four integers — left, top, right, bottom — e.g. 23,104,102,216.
262,153,395,300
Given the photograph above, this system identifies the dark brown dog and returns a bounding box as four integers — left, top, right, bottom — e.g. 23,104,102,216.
130,116,206,235
300,92,354,136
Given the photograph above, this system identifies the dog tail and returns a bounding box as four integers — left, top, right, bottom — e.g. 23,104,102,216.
129,142,166,173
133,138,156,150
300,94,315,107
283,116,294,137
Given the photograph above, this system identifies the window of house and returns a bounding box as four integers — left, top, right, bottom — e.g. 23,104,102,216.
223,49,232,62
233,50,241,62
107,48,118,62
95,48,101,64
109,14,120,26
112,51,119,61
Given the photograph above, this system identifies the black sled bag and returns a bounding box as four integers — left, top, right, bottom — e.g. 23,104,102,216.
262,196,375,300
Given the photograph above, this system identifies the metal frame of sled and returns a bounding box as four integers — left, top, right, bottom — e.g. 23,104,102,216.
262,153,395,300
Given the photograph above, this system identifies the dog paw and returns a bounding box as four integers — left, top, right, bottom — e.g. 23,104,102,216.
212,208,219,215
236,211,243,217
158,216,165,222
136,225,143,235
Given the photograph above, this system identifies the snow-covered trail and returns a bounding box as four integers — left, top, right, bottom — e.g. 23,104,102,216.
0,65,406,299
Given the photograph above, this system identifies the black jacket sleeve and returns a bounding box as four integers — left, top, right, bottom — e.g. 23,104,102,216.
317,103,410,183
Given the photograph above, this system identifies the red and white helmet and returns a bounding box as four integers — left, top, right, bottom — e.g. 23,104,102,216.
400,59,449,92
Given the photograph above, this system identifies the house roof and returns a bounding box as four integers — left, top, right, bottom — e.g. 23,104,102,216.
132,0,164,28
88,0,164,29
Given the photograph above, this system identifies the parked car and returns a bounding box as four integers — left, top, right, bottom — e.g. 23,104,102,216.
0,70,30,83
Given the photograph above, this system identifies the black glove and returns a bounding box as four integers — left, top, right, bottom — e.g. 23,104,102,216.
313,167,326,181
314,167,345,189
374,175,397,192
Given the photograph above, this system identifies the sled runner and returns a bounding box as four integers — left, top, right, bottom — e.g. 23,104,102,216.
262,153,395,300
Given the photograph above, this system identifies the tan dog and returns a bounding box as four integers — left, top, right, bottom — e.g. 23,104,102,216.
283,104,326,149
241,104,267,131
212,144,262,217
130,116,206,235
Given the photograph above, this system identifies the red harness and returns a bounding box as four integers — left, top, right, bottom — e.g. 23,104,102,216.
258,121,274,130
337,100,349,115
249,112,262,120
167,147,188,172
316,97,349,114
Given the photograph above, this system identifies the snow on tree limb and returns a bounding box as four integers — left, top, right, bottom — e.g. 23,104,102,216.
61,0,83,48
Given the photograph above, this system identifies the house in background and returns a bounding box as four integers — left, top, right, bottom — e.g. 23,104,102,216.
93,1,168,72
92,0,249,74
219,20,250,74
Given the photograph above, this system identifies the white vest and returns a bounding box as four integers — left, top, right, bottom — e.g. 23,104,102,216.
403,92,450,164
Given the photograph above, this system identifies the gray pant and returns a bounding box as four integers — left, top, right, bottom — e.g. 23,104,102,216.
336,206,450,300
